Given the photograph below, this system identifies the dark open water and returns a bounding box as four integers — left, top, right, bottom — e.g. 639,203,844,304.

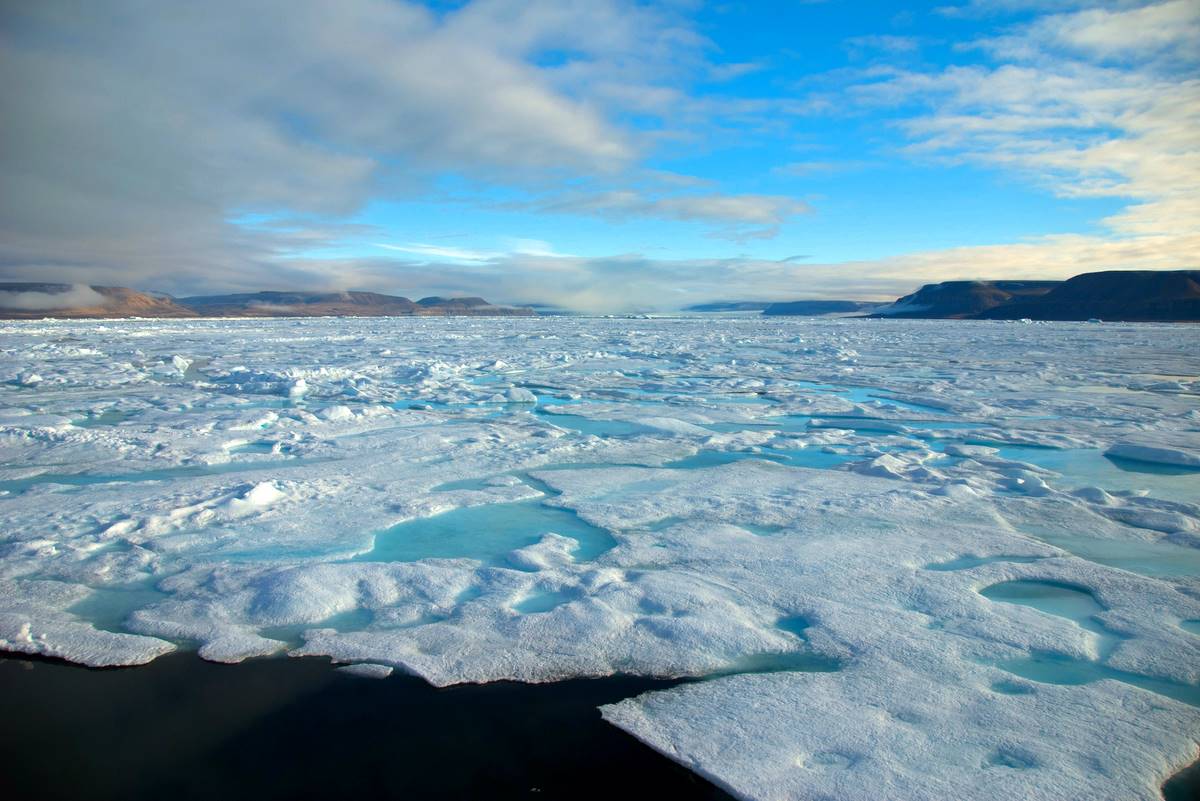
0,652,732,801
1,651,1196,801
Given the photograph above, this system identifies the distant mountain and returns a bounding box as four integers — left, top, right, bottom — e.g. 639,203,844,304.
0,284,534,319
762,300,876,316
180,291,533,317
7,270,1199,322
872,280,1061,319
179,290,416,317
976,271,1200,321
685,301,773,312
0,283,197,319
415,296,531,314
415,296,486,307
872,271,1200,321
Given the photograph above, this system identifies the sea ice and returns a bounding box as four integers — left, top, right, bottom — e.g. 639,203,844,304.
1,315,1197,800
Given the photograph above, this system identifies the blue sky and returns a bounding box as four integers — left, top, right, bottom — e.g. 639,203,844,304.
1,1,1196,309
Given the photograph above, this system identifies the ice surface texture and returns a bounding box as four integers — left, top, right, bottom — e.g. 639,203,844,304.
1,315,1198,800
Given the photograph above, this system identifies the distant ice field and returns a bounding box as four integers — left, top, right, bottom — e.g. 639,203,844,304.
1,315,1198,801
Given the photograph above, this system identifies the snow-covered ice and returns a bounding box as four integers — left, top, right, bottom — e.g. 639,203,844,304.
1,315,1198,800
1106,432,1200,469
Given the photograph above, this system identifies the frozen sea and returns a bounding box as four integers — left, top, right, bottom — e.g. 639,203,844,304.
1,315,1198,800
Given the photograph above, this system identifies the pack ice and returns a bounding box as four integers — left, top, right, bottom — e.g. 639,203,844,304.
1,316,1198,800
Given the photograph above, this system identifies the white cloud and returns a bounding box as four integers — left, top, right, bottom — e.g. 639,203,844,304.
772,160,872,177
518,190,811,240
375,238,579,263
935,1,1143,19
1,0,809,291
0,0,689,290
852,1,1199,271
505,238,578,258
0,284,110,310
995,0,1200,60
374,243,502,263
845,35,921,58
707,61,767,82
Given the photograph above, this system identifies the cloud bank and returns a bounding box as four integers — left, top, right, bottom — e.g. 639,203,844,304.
0,284,110,311
0,0,671,289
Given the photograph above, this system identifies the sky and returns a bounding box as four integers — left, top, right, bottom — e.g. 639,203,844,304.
1,0,1197,311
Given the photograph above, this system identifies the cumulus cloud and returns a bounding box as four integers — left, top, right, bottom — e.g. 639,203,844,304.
0,284,110,310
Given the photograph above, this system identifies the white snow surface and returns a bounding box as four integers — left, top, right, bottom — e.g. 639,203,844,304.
1,315,1198,800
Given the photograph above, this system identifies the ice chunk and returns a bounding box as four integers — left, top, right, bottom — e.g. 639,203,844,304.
1106,434,1200,468
319,405,354,422
337,662,394,679
226,481,287,513
505,387,538,404
638,417,712,436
